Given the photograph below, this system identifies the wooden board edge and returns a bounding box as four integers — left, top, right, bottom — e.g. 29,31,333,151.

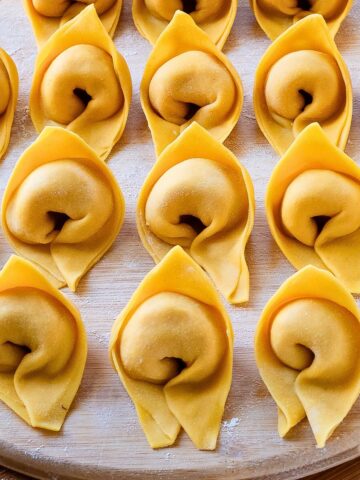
1,444,359,480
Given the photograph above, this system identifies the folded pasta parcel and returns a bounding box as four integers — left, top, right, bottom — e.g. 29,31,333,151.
24,0,123,48
2,127,125,291
266,122,360,293
133,0,237,48
29,5,132,160
250,0,352,40
255,266,360,447
0,47,18,161
110,246,233,450
0,255,87,430
141,11,243,155
254,15,352,155
137,122,254,304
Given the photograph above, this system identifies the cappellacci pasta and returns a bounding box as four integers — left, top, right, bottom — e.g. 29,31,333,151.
24,0,123,47
266,122,360,293
29,5,132,160
255,265,360,447
0,48,18,161
0,255,87,430
141,11,243,155
110,246,233,449
250,0,352,40
254,14,352,155
137,122,254,304
2,127,125,291
133,0,237,48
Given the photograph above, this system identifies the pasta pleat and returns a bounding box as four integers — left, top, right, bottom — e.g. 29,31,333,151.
132,0,237,48
0,255,87,431
0,48,18,161
266,122,360,292
2,127,125,291
137,122,254,304
23,0,123,47
255,265,360,447
110,246,233,449
29,5,132,160
250,0,353,40
141,11,243,155
254,14,352,155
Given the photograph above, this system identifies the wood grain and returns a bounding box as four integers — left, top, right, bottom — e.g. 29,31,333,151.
0,468,29,480
0,0,360,479
3,457,360,480
307,458,360,479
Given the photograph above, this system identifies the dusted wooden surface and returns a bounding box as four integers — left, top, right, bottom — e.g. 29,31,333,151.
1,0,360,479
3,457,360,479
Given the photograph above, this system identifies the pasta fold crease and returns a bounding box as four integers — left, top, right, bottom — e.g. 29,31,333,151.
2,126,125,291
255,265,360,447
0,255,87,430
266,122,360,293
110,246,233,449
141,11,243,155
254,15,352,154
29,5,132,160
137,122,254,304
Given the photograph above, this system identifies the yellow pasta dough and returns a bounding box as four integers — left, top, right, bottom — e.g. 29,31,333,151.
251,0,352,40
133,0,237,48
137,122,254,304
24,0,123,47
110,246,233,449
255,265,360,447
2,126,125,291
141,11,243,155
266,122,360,293
0,48,18,161
0,255,87,430
254,14,352,155
29,5,132,160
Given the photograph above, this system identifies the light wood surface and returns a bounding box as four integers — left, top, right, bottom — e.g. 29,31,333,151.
1,1,360,479
3,457,360,480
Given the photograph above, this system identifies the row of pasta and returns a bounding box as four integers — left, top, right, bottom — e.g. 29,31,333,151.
0,0,357,456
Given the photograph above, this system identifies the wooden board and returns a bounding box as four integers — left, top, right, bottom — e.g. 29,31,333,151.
1,1,360,479
5,457,360,480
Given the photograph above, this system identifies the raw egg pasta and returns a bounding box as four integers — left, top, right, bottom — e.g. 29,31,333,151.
255,265,360,447
266,122,360,293
110,246,233,449
0,48,18,161
0,255,87,430
29,5,132,160
137,123,254,304
2,127,125,291
254,15,352,155
133,0,237,48
251,0,352,40
24,0,123,47
141,11,243,155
